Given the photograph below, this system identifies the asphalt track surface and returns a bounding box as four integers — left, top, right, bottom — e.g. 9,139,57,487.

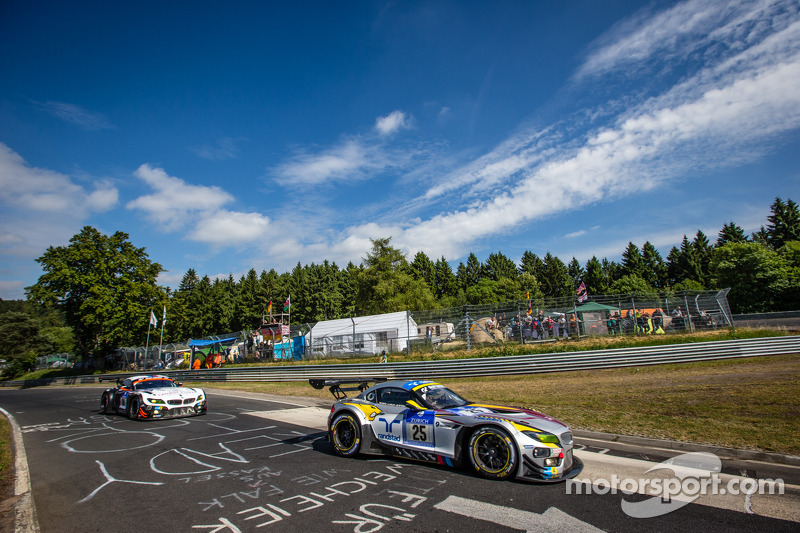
1,387,798,532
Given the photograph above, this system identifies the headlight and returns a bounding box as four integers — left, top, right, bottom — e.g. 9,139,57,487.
196,395,204,401
522,431,560,444
149,398,165,405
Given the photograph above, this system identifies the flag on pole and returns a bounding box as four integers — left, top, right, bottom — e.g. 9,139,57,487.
162,306,167,327
576,282,588,303
150,310,157,326
267,301,272,314
283,296,291,312
526,292,532,315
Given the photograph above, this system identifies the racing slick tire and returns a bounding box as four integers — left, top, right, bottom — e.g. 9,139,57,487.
330,413,361,457
100,392,113,414
128,396,142,420
468,426,518,481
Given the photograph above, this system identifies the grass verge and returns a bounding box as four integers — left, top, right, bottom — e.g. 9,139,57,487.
0,414,12,499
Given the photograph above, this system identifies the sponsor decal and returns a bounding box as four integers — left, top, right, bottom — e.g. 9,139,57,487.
402,380,436,391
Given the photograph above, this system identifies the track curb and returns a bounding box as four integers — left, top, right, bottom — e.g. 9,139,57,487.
0,406,39,533
574,429,800,467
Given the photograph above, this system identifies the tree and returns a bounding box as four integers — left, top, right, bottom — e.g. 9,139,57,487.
434,257,459,305
484,252,518,282
667,235,704,288
338,263,359,318
519,272,544,302
26,227,165,356
457,253,483,290
778,241,800,310
539,252,572,300
621,242,645,279
692,230,713,287
602,258,624,285
567,257,584,289
209,275,236,333
409,251,436,289
607,275,658,298
583,256,608,295
717,221,747,247
465,277,522,305
356,237,435,314
0,310,56,376
766,197,800,249
710,242,790,313
236,268,267,329
519,251,545,281
641,242,667,288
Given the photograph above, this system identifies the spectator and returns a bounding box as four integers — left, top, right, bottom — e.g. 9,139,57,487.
558,315,567,338
607,314,618,335
652,308,664,330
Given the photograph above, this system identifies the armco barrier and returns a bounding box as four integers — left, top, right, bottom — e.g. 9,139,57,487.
2,335,799,387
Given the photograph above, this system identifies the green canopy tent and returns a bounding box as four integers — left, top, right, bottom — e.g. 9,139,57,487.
573,302,621,313
574,302,621,336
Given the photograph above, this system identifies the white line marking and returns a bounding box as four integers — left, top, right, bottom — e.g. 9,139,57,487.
244,407,329,431
434,495,603,532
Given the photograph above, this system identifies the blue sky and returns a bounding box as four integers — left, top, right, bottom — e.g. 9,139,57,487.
1,0,799,300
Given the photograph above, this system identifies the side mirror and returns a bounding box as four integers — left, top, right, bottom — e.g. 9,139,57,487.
405,400,424,410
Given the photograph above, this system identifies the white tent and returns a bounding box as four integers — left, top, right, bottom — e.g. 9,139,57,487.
306,311,417,358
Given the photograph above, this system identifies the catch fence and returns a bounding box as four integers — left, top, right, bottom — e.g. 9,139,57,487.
100,289,733,370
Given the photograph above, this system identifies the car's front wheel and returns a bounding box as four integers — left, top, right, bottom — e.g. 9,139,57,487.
100,393,112,414
128,396,141,420
330,413,361,457
468,426,518,480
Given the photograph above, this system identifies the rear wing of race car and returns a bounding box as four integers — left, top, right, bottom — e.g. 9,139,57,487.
309,378,386,400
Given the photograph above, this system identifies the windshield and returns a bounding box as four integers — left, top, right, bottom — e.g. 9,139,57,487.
418,384,469,409
134,379,177,390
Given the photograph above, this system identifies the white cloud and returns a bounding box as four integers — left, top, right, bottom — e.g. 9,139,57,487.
0,143,118,215
375,110,412,136
127,164,271,246
34,100,114,130
127,164,233,230
0,143,120,298
574,0,793,80
272,140,372,185
188,211,271,246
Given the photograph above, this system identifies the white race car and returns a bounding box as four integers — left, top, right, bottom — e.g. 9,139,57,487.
100,374,207,420
311,378,582,482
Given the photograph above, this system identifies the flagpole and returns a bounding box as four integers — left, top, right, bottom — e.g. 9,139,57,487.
145,317,152,370
158,306,166,367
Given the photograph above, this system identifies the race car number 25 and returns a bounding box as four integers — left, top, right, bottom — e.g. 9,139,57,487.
411,424,429,442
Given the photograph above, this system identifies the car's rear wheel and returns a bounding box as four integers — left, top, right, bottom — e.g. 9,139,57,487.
468,426,518,480
100,393,111,414
128,396,141,420
330,413,361,457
